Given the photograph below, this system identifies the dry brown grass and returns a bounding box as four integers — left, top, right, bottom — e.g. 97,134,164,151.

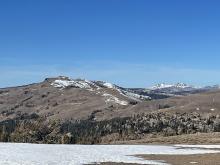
142,153,220,165
107,132,220,145
90,153,220,165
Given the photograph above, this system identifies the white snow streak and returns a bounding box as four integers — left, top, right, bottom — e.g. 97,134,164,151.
102,93,128,105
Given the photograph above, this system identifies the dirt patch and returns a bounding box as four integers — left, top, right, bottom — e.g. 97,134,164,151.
90,153,220,165
142,153,220,165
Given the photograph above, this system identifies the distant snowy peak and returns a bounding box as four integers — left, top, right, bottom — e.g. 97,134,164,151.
150,83,193,90
175,83,191,88
145,82,209,96
150,83,173,90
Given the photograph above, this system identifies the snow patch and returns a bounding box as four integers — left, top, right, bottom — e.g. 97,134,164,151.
102,93,128,106
119,90,151,101
103,82,115,89
96,81,151,101
51,79,90,89
85,80,101,90
0,144,219,165
151,83,174,90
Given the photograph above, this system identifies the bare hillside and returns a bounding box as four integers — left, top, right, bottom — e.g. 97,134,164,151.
0,76,220,122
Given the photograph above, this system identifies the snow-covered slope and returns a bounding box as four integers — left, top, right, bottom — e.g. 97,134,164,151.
51,79,92,89
50,77,151,106
50,78,220,102
102,93,128,105
95,81,151,101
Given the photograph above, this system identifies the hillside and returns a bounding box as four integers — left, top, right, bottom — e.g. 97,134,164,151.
0,76,220,144
0,76,151,122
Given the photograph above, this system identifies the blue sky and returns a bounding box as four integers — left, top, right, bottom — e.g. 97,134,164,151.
1,0,220,88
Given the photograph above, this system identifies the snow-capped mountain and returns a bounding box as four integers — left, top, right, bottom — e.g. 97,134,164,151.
150,83,194,90
126,83,220,99
146,82,204,96
51,78,220,102
1,76,220,145
51,77,151,106
143,82,220,97
1,76,220,123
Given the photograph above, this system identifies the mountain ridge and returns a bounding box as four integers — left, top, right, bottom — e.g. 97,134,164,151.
1,76,220,144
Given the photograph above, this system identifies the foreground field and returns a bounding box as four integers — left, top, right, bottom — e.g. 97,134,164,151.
0,143,220,165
